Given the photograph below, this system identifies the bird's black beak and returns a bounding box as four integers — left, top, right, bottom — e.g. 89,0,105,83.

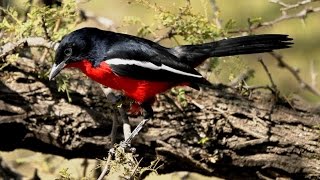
48,59,67,80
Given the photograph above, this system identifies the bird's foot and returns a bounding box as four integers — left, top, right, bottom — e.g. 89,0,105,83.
119,142,136,154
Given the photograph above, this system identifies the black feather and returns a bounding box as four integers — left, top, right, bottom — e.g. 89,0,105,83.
171,34,293,67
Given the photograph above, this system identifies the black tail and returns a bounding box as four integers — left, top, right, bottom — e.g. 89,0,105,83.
171,34,293,67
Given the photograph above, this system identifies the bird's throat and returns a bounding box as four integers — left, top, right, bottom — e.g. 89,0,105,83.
66,59,116,87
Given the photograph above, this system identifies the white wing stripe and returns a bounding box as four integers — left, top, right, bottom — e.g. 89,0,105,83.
105,58,202,78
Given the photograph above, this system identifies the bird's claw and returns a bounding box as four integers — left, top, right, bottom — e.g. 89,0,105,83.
119,141,136,153
118,118,150,153
119,140,130,149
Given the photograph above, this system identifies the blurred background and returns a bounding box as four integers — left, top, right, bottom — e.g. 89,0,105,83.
1,0,320,179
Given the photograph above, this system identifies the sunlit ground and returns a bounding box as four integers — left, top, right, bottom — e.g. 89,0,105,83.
0,150,98,179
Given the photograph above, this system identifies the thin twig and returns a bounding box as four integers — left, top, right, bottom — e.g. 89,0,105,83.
310,59,318,88
241,79,275,99
23,0,33,22
209,0,222,29
270,52,320,96
229,69,255,87
229,5,320,34
129,158,143,180
0,37,58,59
154,29,176,43
189,98,205,110
41,15,51,40
39,17,61,63
154,0,195,43
243,85,274,92
97,149,114,180
260,7,320,26
256,170,273,180
270,0,320,11
163,94,184,112
258,57,279,96
269,0,290,8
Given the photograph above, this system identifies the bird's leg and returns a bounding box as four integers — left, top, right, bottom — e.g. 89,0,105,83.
120,102,153,149
99,85,131,144
110,112,119,145
118,107,131,141
141,102,154,119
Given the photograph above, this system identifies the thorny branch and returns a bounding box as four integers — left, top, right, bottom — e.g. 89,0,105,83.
97,149,113,180
260,6,320,26
210,0,222,29
153,29,176,43
270,0,320,11
154,0,192,43
310,59,318,88
258,57,279,96
229,1,320,33
41,15,51,41
0,37,58,59
229,69,254,87
224,0,320,97
270,52,320,96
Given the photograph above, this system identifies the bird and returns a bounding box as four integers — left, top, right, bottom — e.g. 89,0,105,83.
49,27,292,143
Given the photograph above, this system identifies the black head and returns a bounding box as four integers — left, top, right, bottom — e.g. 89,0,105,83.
49,27,107,80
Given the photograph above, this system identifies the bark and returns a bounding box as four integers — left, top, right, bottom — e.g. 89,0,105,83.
1,58,320,179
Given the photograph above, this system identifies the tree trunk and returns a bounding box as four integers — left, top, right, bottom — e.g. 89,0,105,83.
1,58,319,179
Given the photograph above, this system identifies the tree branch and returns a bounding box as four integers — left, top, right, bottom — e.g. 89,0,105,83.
229,3,320,33
260,7,320,26
0,37,58,59
270,52,320,96
258,57,279,96
1,60,320,178
270,0,320,11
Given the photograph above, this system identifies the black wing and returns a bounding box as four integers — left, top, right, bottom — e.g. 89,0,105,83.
103,34,207,84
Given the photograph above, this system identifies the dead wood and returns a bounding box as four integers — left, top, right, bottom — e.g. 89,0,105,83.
0,58,320,179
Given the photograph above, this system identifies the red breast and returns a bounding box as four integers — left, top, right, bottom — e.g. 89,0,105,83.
66,60,177,103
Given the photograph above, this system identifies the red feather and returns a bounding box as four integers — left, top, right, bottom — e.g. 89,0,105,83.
66,60,183,103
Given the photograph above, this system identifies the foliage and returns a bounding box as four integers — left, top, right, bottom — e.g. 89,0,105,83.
0,0,78,42
56,73,72,102
0,0,79,101
171,87,188,107
126,0,223,44
156,4,220,44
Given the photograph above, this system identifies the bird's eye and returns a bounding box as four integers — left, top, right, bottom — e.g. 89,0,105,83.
64,48,72,56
